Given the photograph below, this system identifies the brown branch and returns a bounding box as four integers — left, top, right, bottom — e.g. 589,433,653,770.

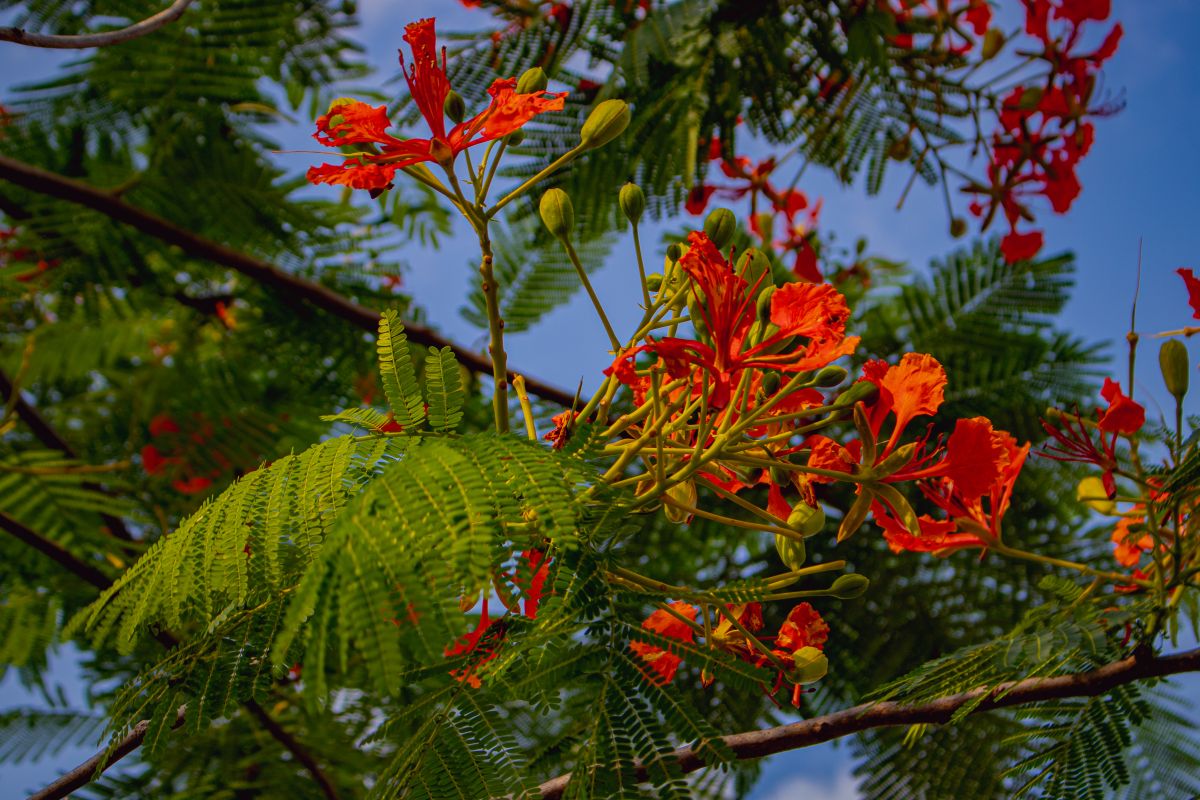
0,0,193,49
0,511,112,590
243,700,341,800
0,154,575,408
534,646,1200,799
25,706,186,800
0,368,135,542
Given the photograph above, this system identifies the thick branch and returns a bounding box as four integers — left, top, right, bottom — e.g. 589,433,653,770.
0,0,193,49
0,511,112,590
0,154,575,408
535,646,1200,799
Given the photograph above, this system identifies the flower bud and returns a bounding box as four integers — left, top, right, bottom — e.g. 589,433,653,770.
619,182,646,225
834,380,879,408
760,371,781,396
949,217,968,238
737,248,772,295
504,129,525,147
1076,476,1116,514
789,646,828,684
663,479,697,523
516,67,549,94
814,365,847,388
982,28,1005,60
539,188,574,242
645,273,663,292
704,208,737,251
580,99,631,150
443,90,466,124
1159,339,1189,401
788,502,825,537
755,285,776,322
887,136,912,162
666,243,682,262
829,573,870,600
775,533,806,571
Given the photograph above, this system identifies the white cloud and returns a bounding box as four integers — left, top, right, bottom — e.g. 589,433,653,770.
759,769,860,800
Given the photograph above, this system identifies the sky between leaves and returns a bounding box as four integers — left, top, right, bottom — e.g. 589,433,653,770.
1,0,1199,796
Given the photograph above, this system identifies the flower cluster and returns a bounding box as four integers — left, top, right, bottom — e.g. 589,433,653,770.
967,0,1122,262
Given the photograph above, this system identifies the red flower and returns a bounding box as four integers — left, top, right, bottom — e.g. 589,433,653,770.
875,506,982,555
1097,378,1145,435
1000,229,1044,263
629,602,696,684
307,19,566,191
775,602,829,652
445,598,507,688
607,232,858,408
172,476,213,495
1178,268,1200,320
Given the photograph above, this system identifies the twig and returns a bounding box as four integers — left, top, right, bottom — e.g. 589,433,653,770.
0,154,575,408
25,706,187,800
0,0,193,49
533,646,1200,799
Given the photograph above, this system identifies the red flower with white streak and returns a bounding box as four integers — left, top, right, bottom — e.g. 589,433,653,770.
307,19,565,192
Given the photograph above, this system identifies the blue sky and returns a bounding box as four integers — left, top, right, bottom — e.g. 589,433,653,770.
2,0,1199,795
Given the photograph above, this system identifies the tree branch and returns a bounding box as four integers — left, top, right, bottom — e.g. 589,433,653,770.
0,154,575,408
0,0,193,49
0,368,135,542
0,511,112,590
534,646,1200,799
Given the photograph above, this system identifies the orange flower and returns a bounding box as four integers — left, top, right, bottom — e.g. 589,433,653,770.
1111,517,1153,568
307,19,566,191
774,602,829,653
629,602,697,684
858,353,947,453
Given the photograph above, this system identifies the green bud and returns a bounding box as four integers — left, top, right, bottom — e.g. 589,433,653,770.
704,207,737,250
873,442,918,479
503,129,525,147
737,248,772,295
814,365,847,388
755,284,777,322
516,67,549,94
1159,339,1189,401
619,182,646,225
662,479,697,524
775,533,807,571
1076,476,1116,515
646,273,664,292
688,291,710,341
949,217,968,238
539,189,575,241
760,371,781,396
788,647,828,684
580,99,631,150
829,573,870,600
787,502,826,537
666,243,683,263
981,28,1005,60
443,90,466,124
834,380,879,408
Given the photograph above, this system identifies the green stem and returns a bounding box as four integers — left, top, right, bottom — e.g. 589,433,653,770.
487,145,583,218
563,239,621,351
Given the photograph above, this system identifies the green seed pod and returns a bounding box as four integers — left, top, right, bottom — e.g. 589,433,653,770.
981,28,1006,60
443,90,466,124
949,217,968,238
503,129,525,147
788,502,826,537
789,646,829,684
814,365,848,388
737,248,772,295
829,573,870,600
619,182,646,225
539,189,574,241
1159,339,1189,401
516,67,548,94
580,99,631,150
775,533,807,571
645,273,664,292
704,208,737,250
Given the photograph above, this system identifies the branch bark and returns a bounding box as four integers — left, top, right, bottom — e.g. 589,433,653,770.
534,646,1200,799
0,0,193,49
0,154,575,408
